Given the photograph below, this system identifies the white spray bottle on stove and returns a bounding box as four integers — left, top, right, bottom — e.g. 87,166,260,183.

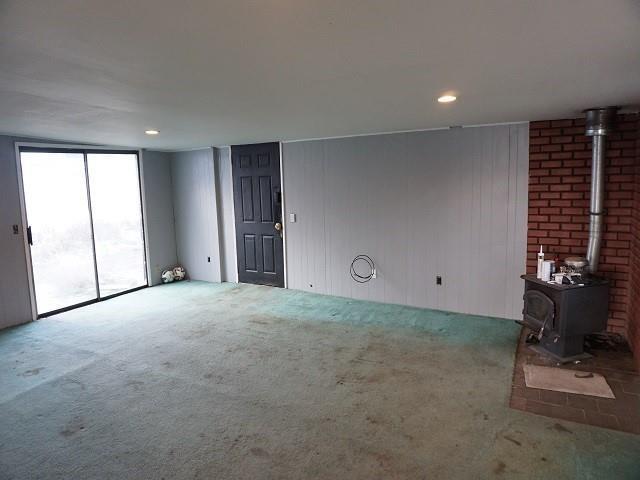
536,245,544,279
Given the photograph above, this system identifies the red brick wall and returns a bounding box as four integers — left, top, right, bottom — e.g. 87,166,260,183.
629,119,640,371
526,114,639,338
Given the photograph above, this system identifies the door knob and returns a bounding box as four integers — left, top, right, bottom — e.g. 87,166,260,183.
274,222,282,231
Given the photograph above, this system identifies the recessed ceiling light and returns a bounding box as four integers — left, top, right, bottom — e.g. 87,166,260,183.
145,129,160,135
437,95,457,103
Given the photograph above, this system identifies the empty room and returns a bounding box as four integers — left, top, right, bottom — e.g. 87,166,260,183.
1,1,640,478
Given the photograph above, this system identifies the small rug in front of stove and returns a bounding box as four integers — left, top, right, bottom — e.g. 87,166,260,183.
523,364,615,399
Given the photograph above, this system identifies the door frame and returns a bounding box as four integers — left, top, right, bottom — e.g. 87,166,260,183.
14,142,151,320
278,142,288,288
229,141,287,288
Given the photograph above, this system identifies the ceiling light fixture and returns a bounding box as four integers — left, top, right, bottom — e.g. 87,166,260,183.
145,129,160,135
437,95,457,103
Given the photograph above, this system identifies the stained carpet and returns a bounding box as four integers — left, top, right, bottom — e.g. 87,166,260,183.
1,281,639,479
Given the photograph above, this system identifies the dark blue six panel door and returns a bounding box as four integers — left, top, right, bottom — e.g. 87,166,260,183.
231,142,284,287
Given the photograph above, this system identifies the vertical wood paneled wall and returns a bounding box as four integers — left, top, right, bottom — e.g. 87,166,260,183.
214,146,237,282
282,124,529,319
171,148,222,282
142,150,178,285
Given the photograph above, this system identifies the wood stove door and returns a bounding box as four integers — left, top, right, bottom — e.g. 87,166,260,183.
523,290,555,332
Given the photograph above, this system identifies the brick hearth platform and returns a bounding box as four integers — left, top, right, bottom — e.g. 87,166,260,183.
510,328,640,434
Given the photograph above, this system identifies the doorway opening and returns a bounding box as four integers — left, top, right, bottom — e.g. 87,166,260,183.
18,147,147,317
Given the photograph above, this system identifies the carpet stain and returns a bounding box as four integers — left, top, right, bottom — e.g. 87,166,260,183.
366,415,380,425
250,447,269,458
493,460,506,475
60,378,87,392
60,417,85,437
125,380,145,390
504,435,522,447
20,367,44,377
551,423,573,434
370,451,394,471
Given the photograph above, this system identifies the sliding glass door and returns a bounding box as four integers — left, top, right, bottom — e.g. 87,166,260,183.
87,154,146,297
19,148,147,317
20,152,98,314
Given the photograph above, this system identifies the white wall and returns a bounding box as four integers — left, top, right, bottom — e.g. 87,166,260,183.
214,146,237,282
171,148,221,282
282,124,529,320
141,150,178,285
0,136,34,329
0,137,178,329
2,125,527,327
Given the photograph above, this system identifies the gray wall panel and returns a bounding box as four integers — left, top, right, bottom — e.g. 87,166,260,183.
171,148,221,282
214,147,237,282
142,150,178,285
0,136,33,329
282,124,529,320
283,141,327,293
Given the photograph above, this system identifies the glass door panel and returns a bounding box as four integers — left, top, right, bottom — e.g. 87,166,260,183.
20,152,98,314
86,153,146,297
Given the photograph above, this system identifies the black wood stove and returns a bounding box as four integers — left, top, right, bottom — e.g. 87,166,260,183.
519,108,617,363
520,275,609,362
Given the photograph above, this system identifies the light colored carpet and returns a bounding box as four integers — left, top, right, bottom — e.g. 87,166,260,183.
0,281,639,479
524,364,615,399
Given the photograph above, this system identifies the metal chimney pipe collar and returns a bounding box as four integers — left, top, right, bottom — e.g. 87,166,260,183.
584,107,618,137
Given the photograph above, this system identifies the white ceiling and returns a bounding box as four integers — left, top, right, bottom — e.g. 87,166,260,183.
1,0,639,150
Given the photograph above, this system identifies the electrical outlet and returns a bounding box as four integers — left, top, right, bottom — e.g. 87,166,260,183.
12,225,19,235
436,275,442,285
372,268,377,279
207,257,211,263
